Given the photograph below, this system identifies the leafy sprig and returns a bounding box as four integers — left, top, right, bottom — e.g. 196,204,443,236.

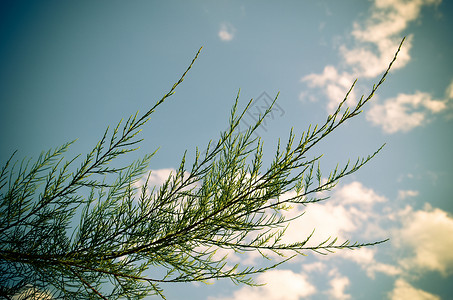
0,38,404,299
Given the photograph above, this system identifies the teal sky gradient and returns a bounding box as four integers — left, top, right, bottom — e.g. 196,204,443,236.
1,1,452,299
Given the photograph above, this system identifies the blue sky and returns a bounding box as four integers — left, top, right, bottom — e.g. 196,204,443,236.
1,0,452,299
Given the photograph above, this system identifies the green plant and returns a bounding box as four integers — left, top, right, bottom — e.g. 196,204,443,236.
0,39,404,299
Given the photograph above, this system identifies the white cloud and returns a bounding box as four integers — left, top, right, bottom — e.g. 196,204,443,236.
264,182,388,256
218,23,236,41
287,202,356,247
134,168,198,197
301,0,440,114
397,190,419,200
135,168,451,298
206,179,451,299
285,182,406,280
227,180,389,274
339,36,412,78
366,91,447,134
346,0,440,77
335,181,387,207
236,188,359,263
392,204,453,275
340,247,376,265
298,197,453,295
339,245,402,279
209,269,316,300
303,261,326,273
301,66,357,113
366,262,402,278
328,277,351,299
388,279,441,300
327,270,351,300
145,168,176,187
133,168,174,198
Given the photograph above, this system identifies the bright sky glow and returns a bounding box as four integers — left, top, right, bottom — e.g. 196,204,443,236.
0,0,452,299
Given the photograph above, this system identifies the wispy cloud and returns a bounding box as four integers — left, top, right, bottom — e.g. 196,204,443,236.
340,0,441,77
301,0,445,132
397,189,419,200
218,23,236,42
340,0,444,78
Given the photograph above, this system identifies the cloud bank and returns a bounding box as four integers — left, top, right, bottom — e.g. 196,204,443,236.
144,169,453,299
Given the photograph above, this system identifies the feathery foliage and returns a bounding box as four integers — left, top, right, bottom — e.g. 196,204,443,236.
0,38,405,299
